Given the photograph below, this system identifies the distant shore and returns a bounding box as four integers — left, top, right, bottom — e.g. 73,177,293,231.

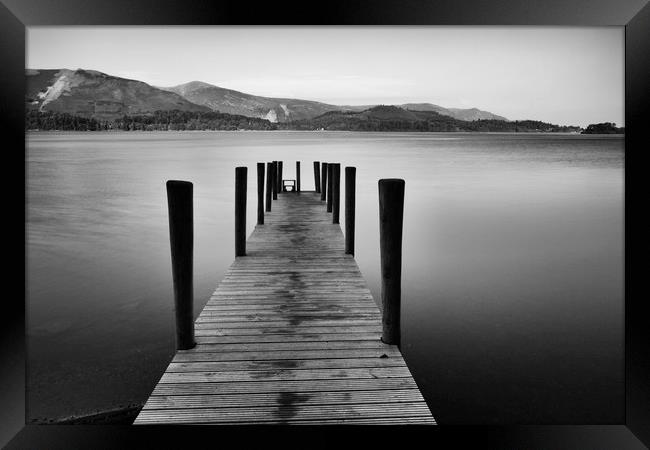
25,129,623,135
25,107,590,133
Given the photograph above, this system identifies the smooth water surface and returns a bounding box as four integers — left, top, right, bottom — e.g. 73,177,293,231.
26,131,624,423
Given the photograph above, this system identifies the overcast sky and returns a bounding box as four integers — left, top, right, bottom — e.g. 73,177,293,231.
27,26,624,127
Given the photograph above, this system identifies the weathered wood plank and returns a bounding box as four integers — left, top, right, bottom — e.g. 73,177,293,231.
166,356,406,372
172,348,402,362
134,402,432,424
179,416,436,425
194,319,381,328
200,306,379,313
151,377,421,396
159,366,414,383
143,389,425,409
183,339,391,352
194,326,382,337
194,333,382,344
264,416,437,425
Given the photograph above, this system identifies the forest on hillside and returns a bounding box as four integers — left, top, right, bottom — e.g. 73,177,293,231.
281,107,582,133
26,108,601,134
580,122,624,134
26,110,277,131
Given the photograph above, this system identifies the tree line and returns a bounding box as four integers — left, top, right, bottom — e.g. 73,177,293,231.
27,109,609,134
26,110,277,131
581,122,624,134
26,110,108,131
281,113,582,133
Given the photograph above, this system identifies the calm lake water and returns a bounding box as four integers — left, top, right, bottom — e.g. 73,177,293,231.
26,131,624,424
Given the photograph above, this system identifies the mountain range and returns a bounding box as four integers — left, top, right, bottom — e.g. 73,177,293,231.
26,68,508,123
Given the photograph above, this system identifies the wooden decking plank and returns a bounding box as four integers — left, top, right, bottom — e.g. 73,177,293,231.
143,389,426,409
172,348,402,362
194,320,381,328
194,328,382,337
159,366,414,383
166,357,406,372
182,340,392,352
184,417,437,425
151,377,422,397
262,416,437,425
194,333,383,344
134,402,432,424
200,307,379,314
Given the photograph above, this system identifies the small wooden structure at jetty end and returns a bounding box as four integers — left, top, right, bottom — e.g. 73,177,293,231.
134,161,436,425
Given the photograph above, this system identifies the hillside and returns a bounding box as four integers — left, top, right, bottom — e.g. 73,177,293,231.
581,122,624,134
25,109,277,131
283,105,465,131
400,103,507,121
26,69,210,121
160,81,342,123
282,105,580,132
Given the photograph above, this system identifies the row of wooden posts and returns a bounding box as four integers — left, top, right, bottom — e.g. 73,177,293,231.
165,161,405,351
237,161,354,257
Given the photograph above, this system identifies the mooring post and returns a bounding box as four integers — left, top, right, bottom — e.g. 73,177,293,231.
265,162,273,212
332,164,341,224
321,162,328,201
296,161,301,192
165,180,196,350
257,162,264,224
378,178,405,346
278,161,283,192
345,167,356,255
272,161,278,200
314,161,321,193
235,167,247,257
327,163,334,212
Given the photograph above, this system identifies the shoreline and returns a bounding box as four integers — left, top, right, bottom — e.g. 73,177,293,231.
24,129,622,136
29,403,144,425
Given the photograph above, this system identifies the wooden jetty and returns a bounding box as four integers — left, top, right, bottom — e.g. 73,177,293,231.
134,163,435,425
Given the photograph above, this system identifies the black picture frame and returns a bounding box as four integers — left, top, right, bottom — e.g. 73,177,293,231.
1,0,648,448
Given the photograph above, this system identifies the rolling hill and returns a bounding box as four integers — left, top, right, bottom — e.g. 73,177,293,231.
159,81,346,123
283,105,578,133
26,69,210,121
399,103,507,121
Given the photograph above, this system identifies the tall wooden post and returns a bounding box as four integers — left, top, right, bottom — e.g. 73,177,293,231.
326,163,334,212
265,162,273,212
256,162,264,225
345,167,356,255
272,161,278,200
278,161,283,192
235,167,247,257
332,164,341,224
296,161,301,192
378,178,405,346
321,162,328,201
165,180,196,350
313,161,321,193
